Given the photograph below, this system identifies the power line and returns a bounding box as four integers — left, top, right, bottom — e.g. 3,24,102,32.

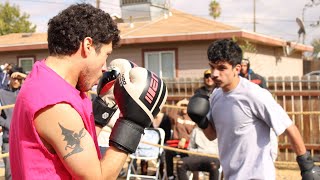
7,0,317,24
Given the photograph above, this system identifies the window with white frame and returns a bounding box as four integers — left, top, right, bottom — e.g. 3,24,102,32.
18,57,35,73
144,51,175,79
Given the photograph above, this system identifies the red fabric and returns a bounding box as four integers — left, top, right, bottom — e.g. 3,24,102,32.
166,139,190,149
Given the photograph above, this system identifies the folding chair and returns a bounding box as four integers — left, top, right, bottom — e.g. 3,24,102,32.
126,128,166,180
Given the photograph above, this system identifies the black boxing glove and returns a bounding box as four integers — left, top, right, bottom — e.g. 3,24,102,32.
187,93,210,129
109,67,168,154
93,59,136,128
93,68,120,127
297,151,320,180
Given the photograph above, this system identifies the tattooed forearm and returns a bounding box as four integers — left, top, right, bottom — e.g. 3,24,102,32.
58,123,86,159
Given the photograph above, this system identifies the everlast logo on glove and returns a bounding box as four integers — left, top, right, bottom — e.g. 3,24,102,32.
145,73,158,104
140,71,167,116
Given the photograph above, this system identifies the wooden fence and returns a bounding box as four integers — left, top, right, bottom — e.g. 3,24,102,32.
163,76,320,162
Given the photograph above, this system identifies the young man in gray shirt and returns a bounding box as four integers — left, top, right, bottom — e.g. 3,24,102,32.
187,39,320,180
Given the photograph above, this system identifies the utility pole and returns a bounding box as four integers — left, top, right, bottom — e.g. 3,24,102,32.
96,0,100,9
253,0,256,32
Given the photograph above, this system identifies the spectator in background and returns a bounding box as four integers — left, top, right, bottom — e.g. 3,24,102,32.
0,66,26,180
177,126,220,180
153,109,171,142
152,109,171,177
239,58,267,89
195,69,215,96
165,98,196,180
0,63,13,89
176,69,218,180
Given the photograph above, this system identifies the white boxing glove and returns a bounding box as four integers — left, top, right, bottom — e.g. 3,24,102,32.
109,67,168,153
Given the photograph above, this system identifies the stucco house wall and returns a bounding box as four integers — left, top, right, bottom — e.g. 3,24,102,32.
0,50,47,66
110,40,304,78
0,40,304,78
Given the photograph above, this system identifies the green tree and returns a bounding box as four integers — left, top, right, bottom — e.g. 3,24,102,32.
0,2,36,35
311,38,320,59
209,0,221,19
232,37,258,59
232,37,257,53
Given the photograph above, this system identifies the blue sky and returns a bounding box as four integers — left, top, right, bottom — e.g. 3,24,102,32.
1,0,320,45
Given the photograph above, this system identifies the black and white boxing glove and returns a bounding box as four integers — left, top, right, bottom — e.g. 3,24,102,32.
187,93,210,129
297,151,320,180
93,59,137,128
109,67,168,154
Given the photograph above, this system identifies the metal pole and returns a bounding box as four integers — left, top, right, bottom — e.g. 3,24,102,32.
253,0,256,32
96,0,100,9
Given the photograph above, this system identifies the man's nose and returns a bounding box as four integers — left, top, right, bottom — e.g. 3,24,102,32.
212,69,219,77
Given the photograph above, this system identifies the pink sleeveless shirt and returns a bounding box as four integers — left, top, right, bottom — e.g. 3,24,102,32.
9,60,101,179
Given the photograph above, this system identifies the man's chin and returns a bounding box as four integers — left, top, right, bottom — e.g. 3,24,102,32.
76,84,91,92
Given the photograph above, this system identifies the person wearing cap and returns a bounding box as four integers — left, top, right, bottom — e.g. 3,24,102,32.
239,58,267,89
194,69,215,96
0,65,26,180
0,63,13,89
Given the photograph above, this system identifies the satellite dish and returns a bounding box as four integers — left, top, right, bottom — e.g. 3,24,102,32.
296,17,306,42
283,18,306,56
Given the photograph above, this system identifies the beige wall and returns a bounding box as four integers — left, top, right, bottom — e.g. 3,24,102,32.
109,41,213,78
0,50,48,66
0,40,304,78
245,45,303,77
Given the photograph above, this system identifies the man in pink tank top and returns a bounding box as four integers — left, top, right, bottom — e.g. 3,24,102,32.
9,3,168,180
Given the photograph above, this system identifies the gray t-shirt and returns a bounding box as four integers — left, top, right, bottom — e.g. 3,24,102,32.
207,77,292,180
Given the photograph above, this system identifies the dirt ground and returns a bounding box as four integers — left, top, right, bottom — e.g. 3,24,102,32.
0,167,300,179
276,168,300,180
0,162,301,179
116,159,302,180
117,168,301,179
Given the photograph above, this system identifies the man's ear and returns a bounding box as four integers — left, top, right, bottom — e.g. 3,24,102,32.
234,64,241,74
82,37,93,57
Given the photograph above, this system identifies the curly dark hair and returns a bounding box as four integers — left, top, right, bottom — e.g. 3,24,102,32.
47,3,120,56
207,39,243,67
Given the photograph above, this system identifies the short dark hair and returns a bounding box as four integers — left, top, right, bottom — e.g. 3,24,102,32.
207,39,243,67
47,3,120,56
8,65,25,76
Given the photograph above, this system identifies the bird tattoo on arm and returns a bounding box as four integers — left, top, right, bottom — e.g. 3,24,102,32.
58,123,86,159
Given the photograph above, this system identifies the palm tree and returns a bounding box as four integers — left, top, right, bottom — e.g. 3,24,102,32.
209,0,221,19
